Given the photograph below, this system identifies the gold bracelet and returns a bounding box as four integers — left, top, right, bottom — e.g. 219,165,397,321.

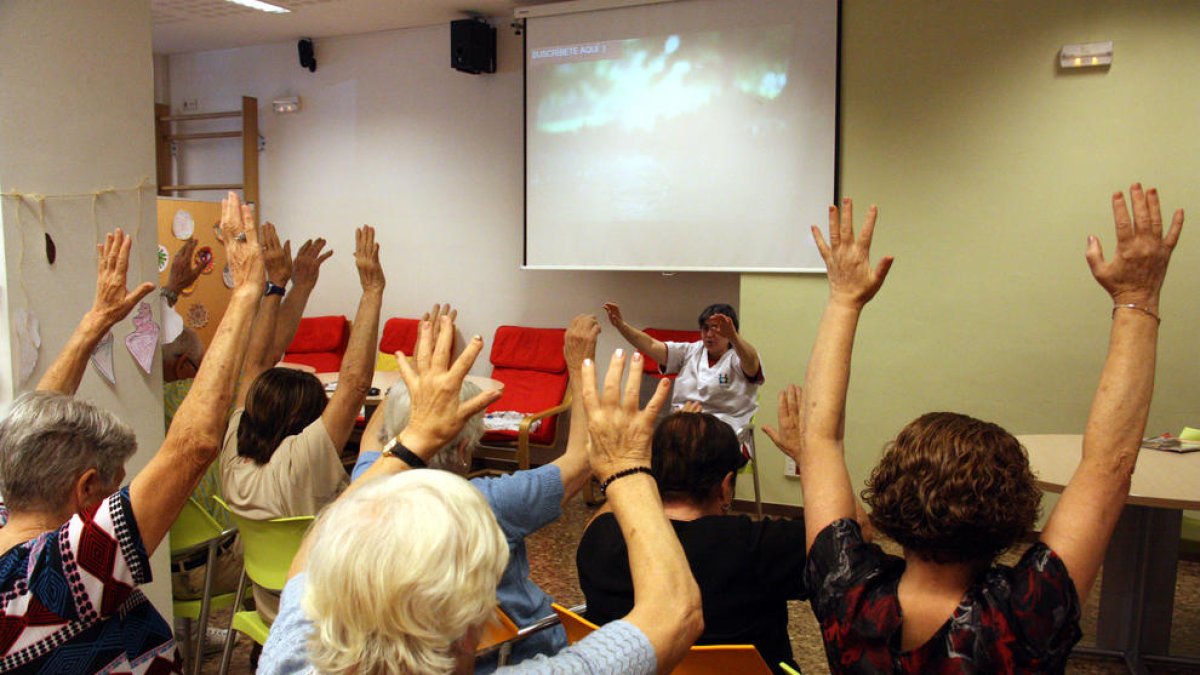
1112,303,1161,325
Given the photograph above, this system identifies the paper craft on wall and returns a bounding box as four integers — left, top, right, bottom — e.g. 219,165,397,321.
13,309,41,384
124,302,159,375
45,233,56,265
160,298,184,344
157,244,169,273
186,302,210,329
172,209,195,239
90,331,116,384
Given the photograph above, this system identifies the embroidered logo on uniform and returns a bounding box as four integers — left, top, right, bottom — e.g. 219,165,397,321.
719,374,729,385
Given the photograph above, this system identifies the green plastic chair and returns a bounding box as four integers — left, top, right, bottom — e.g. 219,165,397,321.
213,497,314,675
169,497,240,675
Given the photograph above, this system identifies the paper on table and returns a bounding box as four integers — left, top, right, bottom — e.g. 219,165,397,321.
1180,427,1200,442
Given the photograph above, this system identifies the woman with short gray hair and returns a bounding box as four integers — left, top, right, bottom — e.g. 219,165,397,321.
0,193,264,674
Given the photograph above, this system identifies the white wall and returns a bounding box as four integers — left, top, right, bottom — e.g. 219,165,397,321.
165,23,739,370
0,0,171,614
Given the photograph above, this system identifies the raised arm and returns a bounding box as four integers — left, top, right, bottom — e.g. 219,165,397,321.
709,313,761,378
603,302,668,365
796,199,893,552
269,237,332,359
234,222,290,409
130,192,263,554
36,229,155,394
161,237,204,309
291,314,500,578
581,350,702,672
1040,184,1183,600
553,314,600,504
320,226,385,451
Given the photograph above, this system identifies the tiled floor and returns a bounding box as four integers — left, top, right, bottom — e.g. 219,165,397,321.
201,496,1200,674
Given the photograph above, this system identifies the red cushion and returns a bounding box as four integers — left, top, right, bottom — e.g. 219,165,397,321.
642,328,701,375
484,367,569,446
288,316,348,353
379,318,420,356
489,326,566,373
280,352,343,373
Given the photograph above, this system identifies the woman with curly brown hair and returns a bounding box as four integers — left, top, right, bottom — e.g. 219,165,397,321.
765,185,1183,673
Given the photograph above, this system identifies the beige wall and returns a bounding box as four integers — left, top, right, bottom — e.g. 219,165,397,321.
0,0,171,614
740,0,1200,511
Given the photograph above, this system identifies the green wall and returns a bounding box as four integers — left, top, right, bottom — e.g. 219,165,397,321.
739,0,1200,512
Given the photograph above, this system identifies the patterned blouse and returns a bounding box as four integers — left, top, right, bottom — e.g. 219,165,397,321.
806,519,1082,674
0,487,181,673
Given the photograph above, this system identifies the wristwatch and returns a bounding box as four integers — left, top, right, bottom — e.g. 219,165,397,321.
382,437,427,469
264,281,286,297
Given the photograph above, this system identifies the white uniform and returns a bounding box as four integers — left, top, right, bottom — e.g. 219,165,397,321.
661,341,763,449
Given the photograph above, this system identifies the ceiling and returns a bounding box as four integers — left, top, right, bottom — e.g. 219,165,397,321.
151,0,557,54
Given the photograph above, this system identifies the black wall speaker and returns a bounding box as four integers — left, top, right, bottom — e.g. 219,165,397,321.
451,19,496,74
298,38,316,72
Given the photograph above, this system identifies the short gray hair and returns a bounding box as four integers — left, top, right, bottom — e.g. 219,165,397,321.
0,392,136,512
378,380,484,474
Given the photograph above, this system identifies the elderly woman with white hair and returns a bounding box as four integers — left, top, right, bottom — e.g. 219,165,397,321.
348,312,599,669
260,314,704,674
0,193,264,673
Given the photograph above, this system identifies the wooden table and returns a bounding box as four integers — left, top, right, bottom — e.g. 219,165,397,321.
1019,434,1200,673
316,371,503,405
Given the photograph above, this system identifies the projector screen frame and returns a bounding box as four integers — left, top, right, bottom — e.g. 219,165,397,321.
520,0,842,274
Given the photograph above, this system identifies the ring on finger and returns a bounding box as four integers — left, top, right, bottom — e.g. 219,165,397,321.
235,233,248,243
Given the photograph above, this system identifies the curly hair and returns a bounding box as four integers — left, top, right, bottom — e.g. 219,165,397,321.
862,412,1041,564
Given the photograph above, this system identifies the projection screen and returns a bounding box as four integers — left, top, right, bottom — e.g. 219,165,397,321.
522,0,838,272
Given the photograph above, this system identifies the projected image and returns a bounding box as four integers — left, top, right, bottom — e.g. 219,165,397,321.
532,28,791,134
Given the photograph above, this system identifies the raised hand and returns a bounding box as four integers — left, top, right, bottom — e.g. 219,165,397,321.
165,238,204,296
1086,183,1183,313
354,225,385,292
565,314,600,373
261,222,293,287
395,316,500,458
601,302,624,328
812,198,894,308
291,237,332,289
679,400,703,414
708,313,738,341
580,350,671,479
91,228,156,328
762,384,804,461
219,192,264,290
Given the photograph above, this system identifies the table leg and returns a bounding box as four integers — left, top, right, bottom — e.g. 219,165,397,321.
1095,505,1180,657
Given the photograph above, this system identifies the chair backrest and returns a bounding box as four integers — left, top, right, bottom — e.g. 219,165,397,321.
642,328,701,375
551,603,771,674
550,603,597,645
284,315,349,372
169,497,228,556
476,607,519,654
214,497,314,591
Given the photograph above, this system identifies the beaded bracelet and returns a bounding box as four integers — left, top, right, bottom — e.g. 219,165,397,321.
599,466,654,496
1112,304,1161,325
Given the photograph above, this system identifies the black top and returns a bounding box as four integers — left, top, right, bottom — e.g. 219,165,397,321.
577,512,808,674
805,519,1082,674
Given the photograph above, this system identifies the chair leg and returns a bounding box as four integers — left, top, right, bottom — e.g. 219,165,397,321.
218,570,249,675
191,541,219,675
751,457,763,519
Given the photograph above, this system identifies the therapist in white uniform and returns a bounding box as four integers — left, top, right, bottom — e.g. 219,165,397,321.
602,302,764,454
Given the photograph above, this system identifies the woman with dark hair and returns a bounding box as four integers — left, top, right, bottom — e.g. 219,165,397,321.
602,301,763,449
577,410,807,674
769,187,1183,672
219,225,384,622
